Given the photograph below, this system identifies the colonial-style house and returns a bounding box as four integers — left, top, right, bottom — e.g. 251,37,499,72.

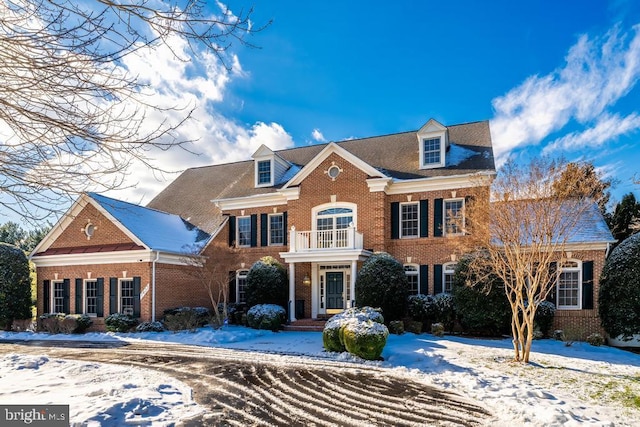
30,119,615,333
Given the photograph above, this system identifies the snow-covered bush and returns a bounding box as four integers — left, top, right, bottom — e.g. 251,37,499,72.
136,321,165,332
246,304,286,331
245,256,288,308
431,322,445,337
433,293,456,331
163,307,210,327
599,233,640,340
355,252,408,321
534,301,556,337
342,320,389,360
587,333,604,347
407,294,436,330
105,313,138,332
404,320,423,334
37,313,92,334
388,320,404,334
0,243,31,330
323,307,384,352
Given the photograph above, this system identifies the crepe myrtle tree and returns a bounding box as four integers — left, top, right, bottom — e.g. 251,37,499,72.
0,0,267,221
457,158,593,363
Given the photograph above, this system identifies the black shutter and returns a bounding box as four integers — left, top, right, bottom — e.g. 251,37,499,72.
228,271,237,303
546,262,557,305
434,198,443,237
75,278,83,314
96,278,104,317
228,216,236,247
62,279,70,314
109,278,118,315
250,214,258,247
283,212,288,245
391,202,400,239
260,213,268,246
419,200,429,238
133,277,141,318
582,261,594,310
43,280,50,314
419,265,429,295
434,264,443,294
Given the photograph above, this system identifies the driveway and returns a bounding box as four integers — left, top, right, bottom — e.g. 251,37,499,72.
0,341,490,426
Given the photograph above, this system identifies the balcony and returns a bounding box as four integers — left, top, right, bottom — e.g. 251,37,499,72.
281,226,370,263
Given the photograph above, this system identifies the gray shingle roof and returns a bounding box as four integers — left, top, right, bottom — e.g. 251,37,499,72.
147,120,495,233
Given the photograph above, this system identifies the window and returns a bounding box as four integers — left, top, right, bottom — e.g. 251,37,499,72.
237,216,251,247
269,214,284,246
314,206,355,249
52,281,64,313
400,203,419,238
444,199,464,236
557,260,581,309
236,270,249,304
120,279,135,315
257,160,271,185
423,137,441,166
404,264,419,295
85,280,98,315
443,263,457,293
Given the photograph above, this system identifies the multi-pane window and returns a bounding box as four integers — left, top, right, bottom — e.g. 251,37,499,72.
85,280,98,315
269,214,284,245
237,216,251,247
443,263,457,293
423,137,441,165
444,199,464,236
236,270,249,304
120,279,135,315
558,260,581,309
52,281,64,313
257,160,271,185
401,203,419,238
404,265,419,295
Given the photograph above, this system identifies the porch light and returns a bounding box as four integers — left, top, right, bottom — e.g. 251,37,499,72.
302,275,311,286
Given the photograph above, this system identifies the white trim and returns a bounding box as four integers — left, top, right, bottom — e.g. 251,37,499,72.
118,277,135,315
280,249,372,264
556,259,582,310
268,213,285,246
83,278,99,316
312,202,358,230
417,119,447,169
213,192,290,210
366,177,392,192
283,142,386,189
403,263,420,295
385,172,495,195
255,158,274,187
31,249,197,267
236,215,252,248
50,280,65,313
399,201,419,239
235,269,249,304
443,262,457,294
443,198,465,237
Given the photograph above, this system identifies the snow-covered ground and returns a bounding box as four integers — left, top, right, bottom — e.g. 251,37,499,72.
1,326,639,426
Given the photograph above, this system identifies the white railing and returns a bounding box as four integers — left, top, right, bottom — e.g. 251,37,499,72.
288,226,363,252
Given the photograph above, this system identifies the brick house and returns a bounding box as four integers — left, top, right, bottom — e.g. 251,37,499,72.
30,119,615,332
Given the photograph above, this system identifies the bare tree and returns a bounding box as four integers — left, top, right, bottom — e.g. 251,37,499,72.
0,0,266,221
460,158,593,363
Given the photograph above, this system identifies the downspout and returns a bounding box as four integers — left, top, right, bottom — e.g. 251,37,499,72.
152,251,160,322
605,242,612,258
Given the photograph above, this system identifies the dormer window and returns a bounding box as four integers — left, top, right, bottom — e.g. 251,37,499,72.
422,137,442,166
257,160,272,186
417,119,447,169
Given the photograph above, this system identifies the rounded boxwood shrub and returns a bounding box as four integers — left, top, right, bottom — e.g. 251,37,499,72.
342,320,389,360
599,233,640,340
452,257,511,336
323,307,384,352
355,252,408,321
246,304,286,331
245,256,288,308
432,293,456,331
407,294,437,330
105,313,138,332
136,321,165,332
0,243,32,330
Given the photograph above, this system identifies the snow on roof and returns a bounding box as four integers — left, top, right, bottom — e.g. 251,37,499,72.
88,193,211,254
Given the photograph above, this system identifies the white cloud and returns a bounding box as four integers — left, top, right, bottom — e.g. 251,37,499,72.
491,24,640,165
311,128,326,142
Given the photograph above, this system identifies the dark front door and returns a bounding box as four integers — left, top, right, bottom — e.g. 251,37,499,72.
326,272,344,310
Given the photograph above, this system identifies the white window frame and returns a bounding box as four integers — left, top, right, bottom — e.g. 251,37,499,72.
404,264,420,295
557,260,582,310
444,198,465,236
400,202,419,238
236,269,249,304
119,278,135,316
84,279,98,317
236,216,252,248
268,213,284,246
51,280,65,313
255,158,273,187
443,262,457,294
421,137,442,167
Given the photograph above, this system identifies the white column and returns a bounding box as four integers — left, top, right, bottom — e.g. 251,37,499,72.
350,260,357,308
289,262,297,322
289,226,296,252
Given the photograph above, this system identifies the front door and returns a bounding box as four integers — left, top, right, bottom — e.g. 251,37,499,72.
326,272,344,310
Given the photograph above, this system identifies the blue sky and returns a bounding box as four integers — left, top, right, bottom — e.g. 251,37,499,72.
3,1,640,225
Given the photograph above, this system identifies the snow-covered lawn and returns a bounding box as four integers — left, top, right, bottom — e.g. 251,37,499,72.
1,326,639,426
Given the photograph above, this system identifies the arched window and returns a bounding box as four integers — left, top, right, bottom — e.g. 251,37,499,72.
404,264,419,295
312,203,357,249
236,269,249,304
443,262,457,293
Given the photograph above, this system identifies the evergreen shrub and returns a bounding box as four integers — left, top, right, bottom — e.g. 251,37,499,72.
355,252,408,321
0,243,32,330
245,257,288,308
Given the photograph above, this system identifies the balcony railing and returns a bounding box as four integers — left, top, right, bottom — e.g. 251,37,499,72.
288,226,363,252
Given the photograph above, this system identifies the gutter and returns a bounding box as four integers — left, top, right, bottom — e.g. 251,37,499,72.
152,251,160,322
